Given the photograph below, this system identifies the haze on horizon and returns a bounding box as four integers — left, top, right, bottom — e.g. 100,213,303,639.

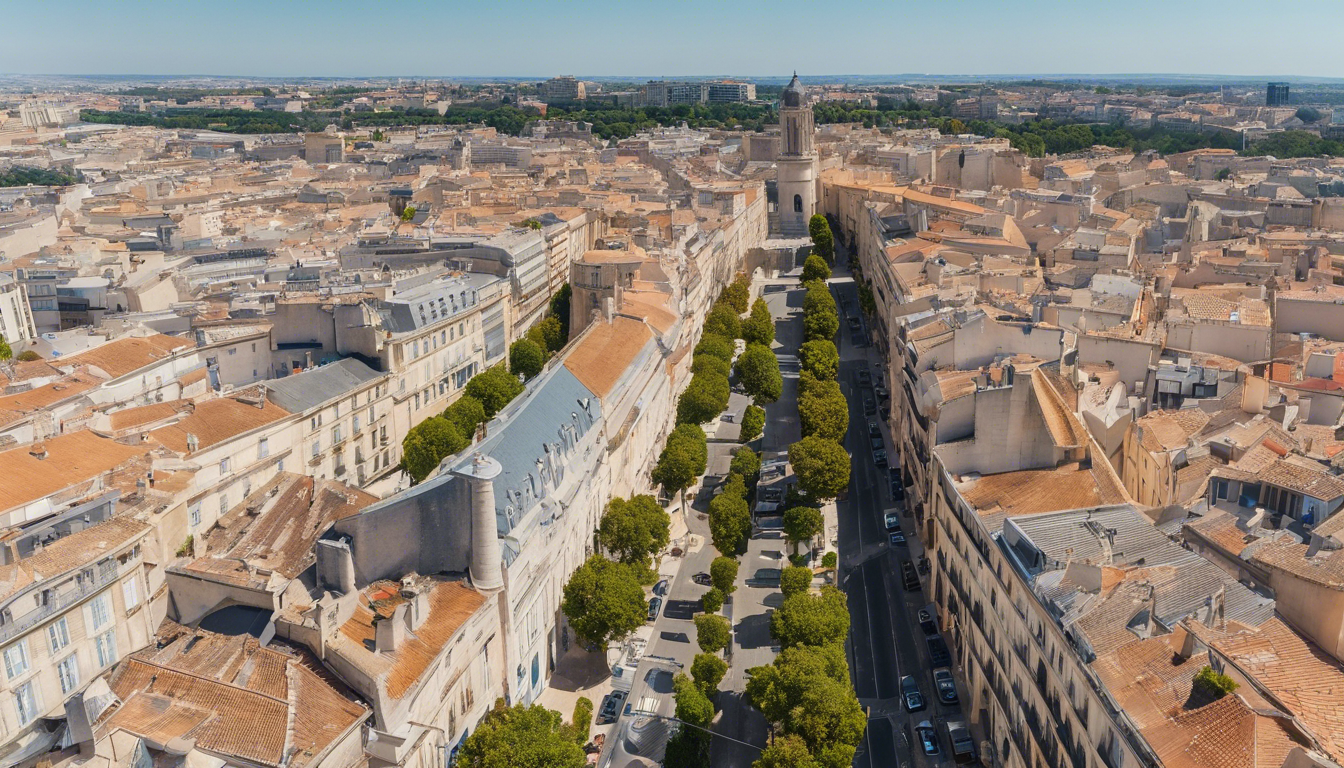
5,0,1343,80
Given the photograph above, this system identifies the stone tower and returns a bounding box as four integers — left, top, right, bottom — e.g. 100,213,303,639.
776,73,818,237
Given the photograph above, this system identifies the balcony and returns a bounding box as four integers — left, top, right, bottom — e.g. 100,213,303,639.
0,559,121,644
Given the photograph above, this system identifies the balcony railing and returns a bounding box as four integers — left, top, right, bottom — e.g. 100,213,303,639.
0,559,121,644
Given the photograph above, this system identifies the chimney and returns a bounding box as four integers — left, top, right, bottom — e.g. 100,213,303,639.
186,433,199,453
1177,624,1204,661
408,590,429,632
375,603,407,652
28,442,47,461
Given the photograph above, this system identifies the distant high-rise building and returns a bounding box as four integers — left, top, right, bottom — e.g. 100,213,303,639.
641,80,756,107
1267,82,1291,107
537,76,585,104
704,80,756,103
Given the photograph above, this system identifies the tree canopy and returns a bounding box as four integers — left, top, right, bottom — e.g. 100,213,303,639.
694,614,732,655
509,338,545,380
801,254,831,284
720,274,752,314
798,340,838,381
704,302,743,340
739,404,765,442
676,372,730,425
708,488,751,556
560,555,648,650
780,565,814,598
729,446,761,485
691,352,731,379
442,395,487,439
652,423,708,499
809,215,835,264
465,364,525,418
694,333,736,363
753,734,820,768
455,699,586,768
526,315,565,355
783,507,824,553
746,643,852,725
735,343,782,405
710,555,740,595
770,586,850,649
788,436,851,500
673,672,715,728
549,283,572,341
802,307,838,342
402,417,468,483
798,377,848,442
784,677,865,768
691,652,728,698
597,495,670,575
741,298,775,347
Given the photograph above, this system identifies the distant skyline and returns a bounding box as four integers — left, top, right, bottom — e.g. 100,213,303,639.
6,0,1344,80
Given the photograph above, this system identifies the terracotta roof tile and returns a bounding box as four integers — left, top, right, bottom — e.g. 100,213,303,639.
0,431,148,513
562,316,652,398
149,397,289,454
61,334,193,379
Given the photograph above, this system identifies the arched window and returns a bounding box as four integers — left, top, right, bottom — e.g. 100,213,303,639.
793,194,803,213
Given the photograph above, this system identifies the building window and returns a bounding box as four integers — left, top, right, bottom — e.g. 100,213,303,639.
332,425,342,444
13,681,38,725
48,618,69,654
57,655,78,695
794,194,802,213
89,594,111,631
3,640,29,680
311,414,322,430
312,441,321,459
95,630,117,668
219,457,230,475
123,578,140,610
258,438,269,460
353,415,361,433
188,500,201,528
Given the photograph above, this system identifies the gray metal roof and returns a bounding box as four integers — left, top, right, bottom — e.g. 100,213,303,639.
1005,504,1275,629
266,358,383,414
451,364,600,538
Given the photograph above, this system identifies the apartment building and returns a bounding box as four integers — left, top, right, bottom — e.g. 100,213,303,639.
537,76,585,104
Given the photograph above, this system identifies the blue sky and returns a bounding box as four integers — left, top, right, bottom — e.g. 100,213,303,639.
4,0,1342,79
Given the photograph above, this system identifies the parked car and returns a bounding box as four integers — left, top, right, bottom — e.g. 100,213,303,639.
884,512,902,530
927,636,952,667
653,579,669,597
869,436,884,451
874,386,890,401
847,316,861,330
868,421,881,437
862,396,876,416
647,597,662,622
915,720,940,756
889,530,906,546
901,675,925,712
933,668,959,704
900,560,920,591
873,449,888,468
597,690,628,724
856,369,872,387
692,572,712,586
918,608,938,636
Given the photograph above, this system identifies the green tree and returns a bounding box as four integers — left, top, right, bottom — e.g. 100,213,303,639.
770,586,850,649
710,555,740,595
400,205,416,222
788,436,850,500
402,417,468,483
597,495,670,575
798,340,838,380
780,565,814,598
783,507,824,557
803,308,838,342
741,298,775,347
739,404,765,442
809,214,835,263
570,697,592,744
729,447,761,485
753,734,820,768
802,282,837,316
691,353,730,379
798,382,848,442
549,283,572,341
509,338,545,380
801,254,831,284
694,333,735,363
526,315,565,354
708,490,752,556
653,423,708,511
695,614,732,655
1194,665,1239,698
676,372,730,425
786,681,865,768
662,730,710,768
673,673,714,728
735,343,782,405
465,364,525,418
704,302,742,339
821,551,838,570
701,586,725,613
561,555,647,650
15,350,38,362
0,336,11,361
720,274,751,314
443,395,487,438
746,643,851,725
455,699,586,768
691,653,728,697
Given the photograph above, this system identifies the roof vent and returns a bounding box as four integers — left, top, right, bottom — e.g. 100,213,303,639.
29,443,46,461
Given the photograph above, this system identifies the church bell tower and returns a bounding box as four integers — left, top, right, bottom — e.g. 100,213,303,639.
776,72,818,237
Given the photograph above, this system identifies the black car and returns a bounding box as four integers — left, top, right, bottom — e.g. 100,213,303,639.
863,397,876,415
915,720,940,756
889,531,906,546
870,436,884,451
847,316,861,330
653,579,669,597
597,690,627,724
874,386,890,401
900,560,920,591
933,667,959,704
873,449,888,468
901,675,925,712
647,597,662,622
856,369,872,387
918,609,938,636
868,421,881,437
692,572,712,586
927,636,952,668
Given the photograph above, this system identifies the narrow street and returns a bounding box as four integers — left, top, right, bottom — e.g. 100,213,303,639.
831,248,968,768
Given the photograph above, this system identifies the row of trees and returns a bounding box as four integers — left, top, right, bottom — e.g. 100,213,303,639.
786,251,851,504
401,285,572,483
